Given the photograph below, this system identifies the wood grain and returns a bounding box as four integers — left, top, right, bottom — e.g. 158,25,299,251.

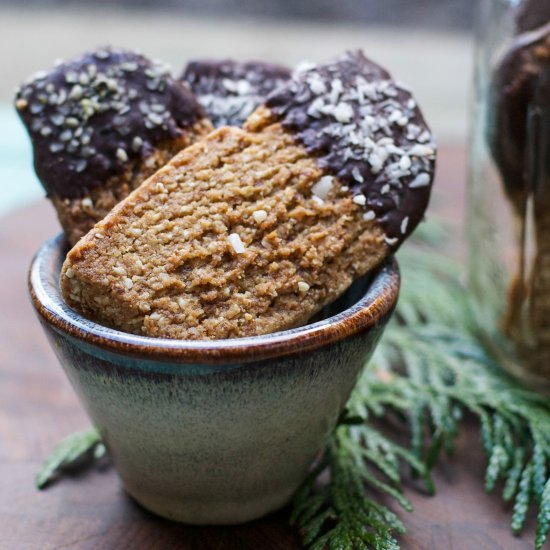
0,146,536,549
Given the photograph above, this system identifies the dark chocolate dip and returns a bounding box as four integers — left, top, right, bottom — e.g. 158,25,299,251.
15,47,204,199
182,59,290,127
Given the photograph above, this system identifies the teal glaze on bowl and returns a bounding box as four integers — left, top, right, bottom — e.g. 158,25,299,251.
29,234,400,525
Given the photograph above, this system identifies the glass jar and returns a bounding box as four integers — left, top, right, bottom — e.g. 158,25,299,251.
467,0,550,390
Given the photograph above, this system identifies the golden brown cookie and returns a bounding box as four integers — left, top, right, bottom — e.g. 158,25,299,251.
61,51,436,340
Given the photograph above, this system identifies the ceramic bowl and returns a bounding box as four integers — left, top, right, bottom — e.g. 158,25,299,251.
28,234,400,525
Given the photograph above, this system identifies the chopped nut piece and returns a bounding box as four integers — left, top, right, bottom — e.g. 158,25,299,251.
252,210,268,224
312,176,333,200
228,233,246,254
298,281,310,294
81,197,93,209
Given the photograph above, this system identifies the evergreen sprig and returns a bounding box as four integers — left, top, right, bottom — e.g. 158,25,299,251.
290,416,432,550
293,227,550,549
36,427,105,489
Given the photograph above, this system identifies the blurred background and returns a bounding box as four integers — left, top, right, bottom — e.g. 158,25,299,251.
0,0,474,216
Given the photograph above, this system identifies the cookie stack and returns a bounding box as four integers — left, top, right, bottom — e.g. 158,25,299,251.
16,47,436,340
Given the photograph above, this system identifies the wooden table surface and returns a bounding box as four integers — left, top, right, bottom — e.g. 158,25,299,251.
0,146,537,549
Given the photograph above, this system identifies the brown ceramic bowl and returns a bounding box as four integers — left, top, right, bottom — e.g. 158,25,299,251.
29,233,400,525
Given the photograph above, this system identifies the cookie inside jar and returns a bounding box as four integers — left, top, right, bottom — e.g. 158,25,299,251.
468,0,550,389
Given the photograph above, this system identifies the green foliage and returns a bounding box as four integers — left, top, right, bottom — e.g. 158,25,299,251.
293,224,550,549
36,427,104,489
290,420,431,550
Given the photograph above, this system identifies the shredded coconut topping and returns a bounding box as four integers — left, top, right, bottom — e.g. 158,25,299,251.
401,216,409,234
182,60,290,127
363,210,376,222
409,173,431,188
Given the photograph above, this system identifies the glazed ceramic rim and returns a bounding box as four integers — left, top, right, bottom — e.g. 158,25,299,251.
29,233,400,364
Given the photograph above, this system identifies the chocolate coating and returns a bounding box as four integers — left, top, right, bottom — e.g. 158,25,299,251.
488,24,550,209
181,59,290,127
15,47,205,199
516,0,550,34
266,50,436,247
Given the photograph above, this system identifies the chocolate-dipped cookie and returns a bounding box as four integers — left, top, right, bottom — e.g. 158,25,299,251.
516,0,550,34
488,23,550,212
488,22,550,376
15,47,212,245
263,51,435,247
181,59,290,127
61,51,436,340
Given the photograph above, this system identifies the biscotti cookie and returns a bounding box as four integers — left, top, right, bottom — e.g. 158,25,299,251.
488,22,550,376
181,59,290,127
516,0,550,33
61,51,436,340
15,47,212,245
488,22,550,213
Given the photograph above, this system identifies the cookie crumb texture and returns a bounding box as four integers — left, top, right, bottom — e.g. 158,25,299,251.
61,122,387,340
53,120,211,244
